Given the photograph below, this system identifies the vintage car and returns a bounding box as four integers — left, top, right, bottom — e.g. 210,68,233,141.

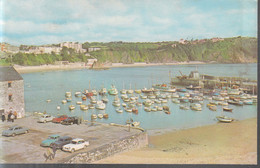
2,126,29,137
62,138,90,153
50,136,73,149
61,117,79,125
52,115,68,123
40,134,60,147
38,114,54,123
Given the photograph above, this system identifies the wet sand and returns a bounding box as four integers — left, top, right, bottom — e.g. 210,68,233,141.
95,118,257,164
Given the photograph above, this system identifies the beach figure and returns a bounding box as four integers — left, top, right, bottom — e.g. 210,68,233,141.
52,145,57,159
1,114,5,122
11,114,15,122
7,113,12,122
14,111,17,119
44,148,54,162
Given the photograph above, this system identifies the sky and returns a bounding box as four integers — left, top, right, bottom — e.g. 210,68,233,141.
0,0,257,45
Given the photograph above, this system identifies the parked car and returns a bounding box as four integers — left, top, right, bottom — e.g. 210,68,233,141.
52,115,68,123
2,126,29,137
62,138,90,153
40,134,60,147
61,116,79,125
38,114,54,123
50,136,73,149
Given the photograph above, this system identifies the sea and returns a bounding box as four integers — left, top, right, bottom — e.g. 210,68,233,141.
22,63,257,131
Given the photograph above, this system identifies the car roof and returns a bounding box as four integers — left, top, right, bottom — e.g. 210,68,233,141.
49,134,60,137
72,138,84,142
9,125,20,129
42,114,51,117
59,136,72,139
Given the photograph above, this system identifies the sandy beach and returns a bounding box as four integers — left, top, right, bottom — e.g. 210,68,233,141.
95,117,257,164
13,61,207,74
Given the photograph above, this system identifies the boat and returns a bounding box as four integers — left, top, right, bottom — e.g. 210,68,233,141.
69,105,75,110
243,100,253,105
223,107,233,112
66,97,72,102
122,103,127,107
143,99,152,106
116,108,123,113
96,101,106,110
88,104,95,109
80,105,88,110
161,99,168,103
171,93,179,98
132,108,138,114
155,99,162,104
125,108,132,112
141,87,154,93
91,114,97,119
228,89,242,95
75,92,82,97
97,114,103,119
65,92,72,97
132,121,140,127
46,99,51,103
123,97,130,102
140,95,148,99
157,106,163,111
57,106,61,110
84,90,93,98
120,89,127,94
144,107,151,112
216,116,234,123
90,97,97,104
190,103,202,111
62,100,67,104
162,87,176,93
76,101,82,105
179,105,189,110
228,100,243,106
151,107,157,111
103,113,109,119
135,89,142,94
164,111,171,114
112,101,121,107
121,94,128,99
163,106,170,111
127,89,134,94
82,96,87,101
212,96,224,101
148,94,156,99
108,85,118,95
176,88,187,92
92,89,98,96
99,87,107,95
102,96,109,103
136,102,142,106
152,83,168,90
179,97,189,103
208,104,217,111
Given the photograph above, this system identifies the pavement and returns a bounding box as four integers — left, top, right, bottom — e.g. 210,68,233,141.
0,114,141,163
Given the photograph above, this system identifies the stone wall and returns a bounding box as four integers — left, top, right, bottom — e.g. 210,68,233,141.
63,131,148,163
0,80,25,118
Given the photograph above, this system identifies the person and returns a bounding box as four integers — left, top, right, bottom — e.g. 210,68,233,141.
11,114,15,122
7,113,12,122
1,114,5,122
52,145,57,159
44,148,54,162
13,111,17,119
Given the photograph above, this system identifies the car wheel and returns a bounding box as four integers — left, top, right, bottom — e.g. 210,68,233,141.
71,149,75,153
25,130,29,134
12,133,16,137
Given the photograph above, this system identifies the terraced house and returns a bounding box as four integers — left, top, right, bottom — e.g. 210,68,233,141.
0,66,25,118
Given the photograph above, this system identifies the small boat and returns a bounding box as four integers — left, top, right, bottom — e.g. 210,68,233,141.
82,96,87,101
122,103,127,107
163,106,170,111
144,107,151,112
65,92,72,97
66,98,72,102
80,105,88,110
91,114,97,119
99,87,107,95
62,100,67,104
208,105,217,111
132,121,140,127
69,105,75,110
76,101,82,105
116,108,123,113
228,100,243,106
135,89,142,94
143,99,152,106
125,108,132,112
190,103,202,111
102,96,109,103
88,104,95,109
132,108,138,114
121,94,128,99
97,114,103,119
172,99,180,104
96,101,106,110
141,87,154,93
108,85,118,95
216,116,234,123
171,93,179,98
179,97,189,103
164,111,171,114
177,88,187,92
90,97,97,104
228,89,241,95
223,107,233,112
151,107,157,111
243,100,253,105
75,92,82,97
155,99,162,104
127,89,134,94
123,97,131,102
57,106,61,110
148,95,156,99
112,101,121,107
140,95,148,99
157,106,163,111
120,89,127,94
92,89,98,96
46,99,51,103
103,113,109,118
179,105,189,110
136,102,142,106
161,99,168,103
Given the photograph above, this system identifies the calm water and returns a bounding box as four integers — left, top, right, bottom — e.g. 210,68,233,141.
22,63,257,130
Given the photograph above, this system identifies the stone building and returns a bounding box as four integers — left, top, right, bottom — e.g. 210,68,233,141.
0,66,25,118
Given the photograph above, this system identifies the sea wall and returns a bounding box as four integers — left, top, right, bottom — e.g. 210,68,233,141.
63,131,148,163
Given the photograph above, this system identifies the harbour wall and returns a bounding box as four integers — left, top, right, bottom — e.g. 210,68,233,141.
62,131,148,163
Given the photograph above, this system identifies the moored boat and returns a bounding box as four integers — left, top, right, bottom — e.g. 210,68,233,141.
69,105,75,110
216,116,234,123
223,107,233,112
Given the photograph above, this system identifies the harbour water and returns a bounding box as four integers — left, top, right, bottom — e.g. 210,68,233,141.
22,63,257,130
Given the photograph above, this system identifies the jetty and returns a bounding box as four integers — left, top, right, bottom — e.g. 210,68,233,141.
171,70,257,94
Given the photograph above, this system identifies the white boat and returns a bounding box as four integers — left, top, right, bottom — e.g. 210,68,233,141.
102,96,109,103
75,92,82,97
127,89,134,94
155,99,161,104
157,106,163,111
161,99,168,103
96,101,106,110
216,116,234,123
151,107,157,111
144,107,151,112
76,101,82,105
116,108,123,113
69,105,75,110
123,97,130,102
171,93,179,98
90,97,97,104
121,94,128,99
88,104,95,109
125,108,132,112
122,103,127,107
132,121,140,127
62,100,67,104
97,114,103,119
179,105,189,110
112,101,121,107
92,89,98,96
108,85,119,95
140,95,148,99
65,92,72,97
46,99,51,103
136,102,142,106
91,114,97,119
57,106,61,110
172,99,180,104
135,89,142,94
190,103,202,111
148,95,156,99
80,105,88,110
143,99,152,106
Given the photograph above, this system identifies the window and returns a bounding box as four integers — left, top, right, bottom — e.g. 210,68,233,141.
8,94,13,101
8,81,12,88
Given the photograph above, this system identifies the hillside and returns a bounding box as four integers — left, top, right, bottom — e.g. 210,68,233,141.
0,37,257,66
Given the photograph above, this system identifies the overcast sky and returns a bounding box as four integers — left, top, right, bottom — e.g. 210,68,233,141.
0,0,257,45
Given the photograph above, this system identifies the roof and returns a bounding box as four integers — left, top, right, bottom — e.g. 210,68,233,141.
72,138,84,141
0,66,23,82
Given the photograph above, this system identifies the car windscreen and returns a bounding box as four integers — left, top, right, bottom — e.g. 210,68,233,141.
71,141,77,144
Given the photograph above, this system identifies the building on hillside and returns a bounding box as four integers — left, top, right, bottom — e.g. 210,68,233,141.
179,39,187,44
0,66,25,118
211,38,224,42
60,42,87,53
88,47,101,52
